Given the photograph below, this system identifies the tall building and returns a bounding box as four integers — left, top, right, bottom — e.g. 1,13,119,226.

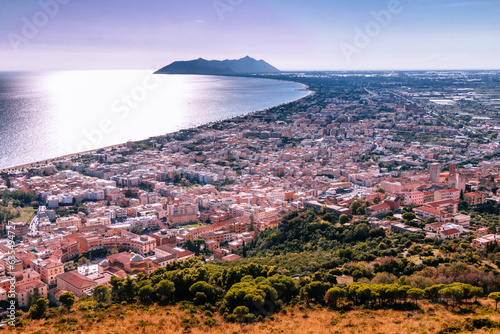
449,163,457,175
429,163,440,183
449,163,457,188
449,172,467,192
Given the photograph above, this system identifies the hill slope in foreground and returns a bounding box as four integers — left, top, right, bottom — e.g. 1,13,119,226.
154,56,280,75
10,300,500,334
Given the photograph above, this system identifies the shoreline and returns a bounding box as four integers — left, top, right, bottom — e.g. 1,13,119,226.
0,143,127,173
0,78,313,173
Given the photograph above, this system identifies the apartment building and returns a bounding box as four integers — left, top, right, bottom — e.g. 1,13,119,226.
16,280,48,308
167,202,198,224
404,191,424,206
414,206,453,223
30,259,64,286
434,189,460,202
424,199,458,215
423,191,435,203
56,216,82,228
472,234,500,248
464,191,487,207
366,203,391,217
86,217,111,227
79,232,156,256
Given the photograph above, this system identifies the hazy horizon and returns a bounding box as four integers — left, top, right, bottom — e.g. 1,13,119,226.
1,0,499,71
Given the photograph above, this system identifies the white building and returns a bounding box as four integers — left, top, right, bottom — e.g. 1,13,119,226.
46,195,59,208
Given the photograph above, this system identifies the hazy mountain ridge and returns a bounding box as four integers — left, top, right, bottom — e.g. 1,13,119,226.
154,56,280,75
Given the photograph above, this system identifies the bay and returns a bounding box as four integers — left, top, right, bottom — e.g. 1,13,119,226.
0,70,308,169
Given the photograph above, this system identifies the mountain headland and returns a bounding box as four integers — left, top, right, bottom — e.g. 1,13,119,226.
154,56,280,75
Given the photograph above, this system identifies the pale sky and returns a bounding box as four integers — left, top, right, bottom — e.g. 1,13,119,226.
0,0,499,71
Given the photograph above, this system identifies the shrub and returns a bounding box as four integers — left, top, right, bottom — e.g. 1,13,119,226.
204,318,217,327
472,318,499,329
245,313,257,323
180,317,199,328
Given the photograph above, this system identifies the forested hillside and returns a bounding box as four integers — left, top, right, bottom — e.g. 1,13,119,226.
11,208,500,333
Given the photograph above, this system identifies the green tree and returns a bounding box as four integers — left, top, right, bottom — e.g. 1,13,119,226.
489,292,500,311
224,278,277,314
110,275,137,303
138,285,154,304
301,281,327,303
0,206,16,225
184,240,196,253
439,286,464,307
407,288,424,305
350,202,361,214
424,284,447,301
326,287,345,308
339,214,350,225
323,213,336,223
402,212,416,222
123,276,137,302
92,285,110,306
356,206,366,215
155,279,176,303
110,276,124,302
130,227,142,235
450,283,475,304
266,274,297,302
29,298,47,319
189,281,215,305
248,215,255,231
193,239,205,255
233,306,249,323
356,285,374,305
425,217,437,224
58,292,75,313
27,288,42,309
384,284,399,305
397,285,411,303
469,286,483,303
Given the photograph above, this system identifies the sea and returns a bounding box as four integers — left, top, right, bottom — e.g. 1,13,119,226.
0,71,309,169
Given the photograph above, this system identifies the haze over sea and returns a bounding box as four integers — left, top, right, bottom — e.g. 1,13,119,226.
0,71,308,170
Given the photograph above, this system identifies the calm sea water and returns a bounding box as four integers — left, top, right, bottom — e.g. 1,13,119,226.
0,71,308,169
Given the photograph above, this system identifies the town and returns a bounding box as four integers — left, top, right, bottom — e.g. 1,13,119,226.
1,70,500,312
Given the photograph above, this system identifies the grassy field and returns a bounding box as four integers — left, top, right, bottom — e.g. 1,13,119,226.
11,206,36,223
10,300,500,334
336,275,354,285
181,223,207,229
